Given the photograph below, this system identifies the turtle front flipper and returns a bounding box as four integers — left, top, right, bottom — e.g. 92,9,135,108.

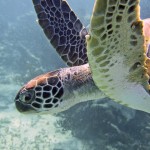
87,0,150,113
32,0,88,66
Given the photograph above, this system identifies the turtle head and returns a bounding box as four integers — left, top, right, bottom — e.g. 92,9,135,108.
15,70,64,114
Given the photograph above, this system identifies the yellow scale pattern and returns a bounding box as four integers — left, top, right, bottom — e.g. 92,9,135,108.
87,0,150,113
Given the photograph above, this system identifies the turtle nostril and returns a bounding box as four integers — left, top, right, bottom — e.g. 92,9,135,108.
15,92,20,101
15,87,25,101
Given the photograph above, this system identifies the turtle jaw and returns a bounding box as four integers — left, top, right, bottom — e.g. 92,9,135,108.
15,100,37,114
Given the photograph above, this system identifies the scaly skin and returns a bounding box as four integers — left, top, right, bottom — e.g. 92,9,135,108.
15,0,150,114
15,0,96,114
15,64,106,114
15,18,150,114
15,0,105,114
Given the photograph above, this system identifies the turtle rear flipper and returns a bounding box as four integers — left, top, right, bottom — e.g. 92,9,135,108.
32,0,88,66
87,0,150,113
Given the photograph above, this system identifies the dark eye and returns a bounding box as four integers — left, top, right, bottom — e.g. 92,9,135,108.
20,90,34,103
24,93,32,103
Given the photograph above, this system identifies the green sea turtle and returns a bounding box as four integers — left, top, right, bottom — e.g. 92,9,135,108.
15,0,150,114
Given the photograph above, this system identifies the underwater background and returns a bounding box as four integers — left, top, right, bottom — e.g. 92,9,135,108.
0,0,150,149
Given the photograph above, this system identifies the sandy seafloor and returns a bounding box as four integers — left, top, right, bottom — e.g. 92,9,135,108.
0,0,150,150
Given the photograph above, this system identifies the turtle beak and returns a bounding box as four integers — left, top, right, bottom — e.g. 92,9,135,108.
15,101,34,113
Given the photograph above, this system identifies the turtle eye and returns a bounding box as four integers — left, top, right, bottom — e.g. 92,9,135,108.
20,90,35,103
24,93,32,103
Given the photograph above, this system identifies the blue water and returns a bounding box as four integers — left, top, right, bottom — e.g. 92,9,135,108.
0,0,150,149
